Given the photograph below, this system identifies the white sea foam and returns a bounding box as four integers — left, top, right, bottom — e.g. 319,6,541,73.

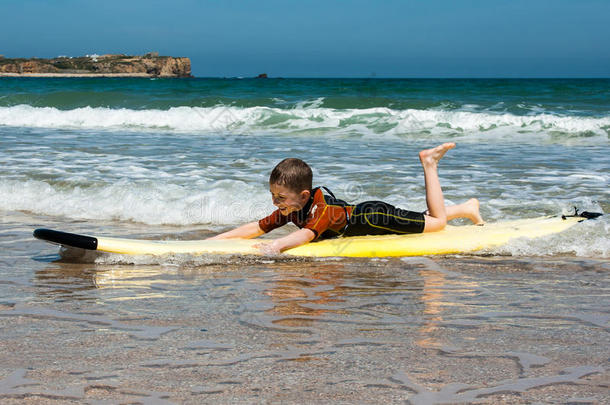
486,215,609,258
0,178,272,227
2,105,606,258
0,104,608,143
3,177,606,258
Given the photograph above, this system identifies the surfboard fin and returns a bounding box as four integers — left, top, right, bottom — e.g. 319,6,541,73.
561,207,603,220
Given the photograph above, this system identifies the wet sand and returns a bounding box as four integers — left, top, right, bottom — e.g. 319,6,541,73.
0,214,608,404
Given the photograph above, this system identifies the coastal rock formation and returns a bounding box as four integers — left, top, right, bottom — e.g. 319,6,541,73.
0,53,192,77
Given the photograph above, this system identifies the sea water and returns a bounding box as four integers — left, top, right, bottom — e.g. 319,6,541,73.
1,78,608,255
0,78,608,403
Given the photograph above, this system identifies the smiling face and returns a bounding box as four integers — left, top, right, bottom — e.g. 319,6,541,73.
269,183,311,216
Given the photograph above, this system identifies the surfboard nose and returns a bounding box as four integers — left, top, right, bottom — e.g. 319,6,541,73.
33,228,98,250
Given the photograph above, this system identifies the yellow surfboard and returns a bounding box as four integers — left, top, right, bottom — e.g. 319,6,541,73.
33,213,600,258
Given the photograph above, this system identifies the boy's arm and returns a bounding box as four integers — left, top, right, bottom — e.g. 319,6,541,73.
254,228,315,254
207,221,265,240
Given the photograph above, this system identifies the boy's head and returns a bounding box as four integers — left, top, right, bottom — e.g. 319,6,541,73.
269,158,312,215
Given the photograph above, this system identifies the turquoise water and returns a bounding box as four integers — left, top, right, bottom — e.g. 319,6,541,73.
2,78,609,115
0,78,608,256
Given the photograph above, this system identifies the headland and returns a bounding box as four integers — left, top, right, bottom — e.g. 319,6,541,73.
0,52,192,78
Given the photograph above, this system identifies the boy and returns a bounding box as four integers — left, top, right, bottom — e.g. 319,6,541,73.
208,143,484,254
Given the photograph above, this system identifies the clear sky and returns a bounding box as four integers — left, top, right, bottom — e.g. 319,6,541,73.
1,0,609,78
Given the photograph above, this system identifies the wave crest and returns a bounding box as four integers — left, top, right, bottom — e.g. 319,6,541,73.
1,104,608,142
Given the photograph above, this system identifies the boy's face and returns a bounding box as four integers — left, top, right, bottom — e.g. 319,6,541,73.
269,183,311,215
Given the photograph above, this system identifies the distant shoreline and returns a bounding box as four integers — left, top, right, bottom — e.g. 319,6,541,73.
0,53,192,78
1,74,608,79
0,72,161,78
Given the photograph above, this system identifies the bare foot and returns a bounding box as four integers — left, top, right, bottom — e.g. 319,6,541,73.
466,198,485,225
445,198,486,225
419,142,456,167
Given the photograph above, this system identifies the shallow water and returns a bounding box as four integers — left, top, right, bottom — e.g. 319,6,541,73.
0,215,608,403
1,79,609,256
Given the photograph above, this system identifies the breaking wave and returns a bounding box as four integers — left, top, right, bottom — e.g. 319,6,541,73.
1,104,608,143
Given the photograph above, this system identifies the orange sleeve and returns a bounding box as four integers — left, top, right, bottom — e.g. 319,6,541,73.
258,209,289,233
302,203,331,239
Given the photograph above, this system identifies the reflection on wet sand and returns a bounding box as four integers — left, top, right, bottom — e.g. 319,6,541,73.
263,264,347,327
412,259,481,350
416,267,447,349
4,246,606,403
258,260,436,333
35,262,180,301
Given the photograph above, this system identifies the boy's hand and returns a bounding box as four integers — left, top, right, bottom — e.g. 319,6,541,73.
252,229,315,255
253,242,281,255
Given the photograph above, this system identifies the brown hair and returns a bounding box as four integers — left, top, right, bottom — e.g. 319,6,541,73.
269,158,313,193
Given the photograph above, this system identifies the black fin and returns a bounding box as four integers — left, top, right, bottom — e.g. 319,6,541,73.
579,211,603,220
561,207,603,221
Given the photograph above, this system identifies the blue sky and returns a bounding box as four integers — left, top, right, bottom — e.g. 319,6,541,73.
1,0,609,77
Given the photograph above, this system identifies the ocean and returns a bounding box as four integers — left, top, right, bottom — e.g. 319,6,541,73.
0,78,608,403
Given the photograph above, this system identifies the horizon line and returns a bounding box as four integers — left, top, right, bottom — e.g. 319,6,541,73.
192,76,610,80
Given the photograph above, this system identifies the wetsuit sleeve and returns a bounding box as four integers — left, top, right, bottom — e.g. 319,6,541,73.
302,203,334,240
258,209,290,233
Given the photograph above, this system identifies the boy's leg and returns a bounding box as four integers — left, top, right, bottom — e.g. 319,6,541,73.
419,143,455,233
446,198,485,225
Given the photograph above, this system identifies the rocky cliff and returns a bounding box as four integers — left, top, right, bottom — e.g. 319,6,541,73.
0,53,192,77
